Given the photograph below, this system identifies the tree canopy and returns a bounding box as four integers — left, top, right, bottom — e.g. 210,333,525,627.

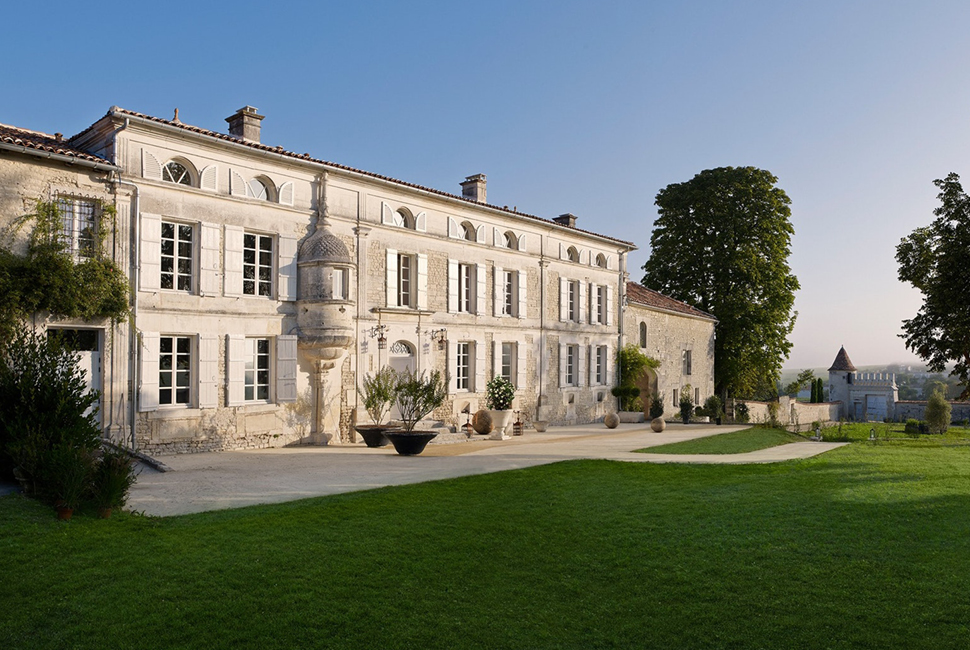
641,166,799,398
896,172,970,399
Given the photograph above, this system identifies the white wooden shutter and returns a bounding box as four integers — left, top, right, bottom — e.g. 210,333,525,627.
606,286,614,327
276,335,298,403
578,343,587,387
493,227,502,247
140,213,161,291
559,343,566,388
138,332,159,412
493,265,504,316
447,259,459,313
559,277,568,322
277,182,294,206
200,223,221,297
227,335,247,406
142,150,162,180
606,345,614,386
517,270,527,319
448,217,459,239
230,170,247,197
448,340,458,394
278,235,299,301
578,281,587,323
588,345,595,386
518,234,526,252
416,253,428,310
516,341,526,389
199,165,218,192
605,255,613,271
491,341,499,381
475,263,486,316
382,202,394,225
474,341,486,392
224,225,245,296
580,249,589,265
476,224,486,244
199,334,220,409
386,249,398,307
560,243,567,260
415,211,427,232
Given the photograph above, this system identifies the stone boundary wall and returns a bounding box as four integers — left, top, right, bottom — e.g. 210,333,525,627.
737,398,840,432
895,400,970,423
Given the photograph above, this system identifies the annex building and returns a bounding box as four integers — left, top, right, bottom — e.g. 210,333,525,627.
0,106,715,454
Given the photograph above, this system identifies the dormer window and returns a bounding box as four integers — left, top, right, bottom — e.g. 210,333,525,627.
566,246,579,263
595,253,607,268
163,161,192,186
462,221,476,241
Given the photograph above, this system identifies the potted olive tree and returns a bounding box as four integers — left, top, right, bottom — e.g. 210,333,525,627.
384,369,448,456
649,391,666,432
679,385,694,425
485,376,516,440
356,366,399,447
704,395,724,426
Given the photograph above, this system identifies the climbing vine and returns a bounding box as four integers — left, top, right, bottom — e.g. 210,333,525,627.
0,199,130,344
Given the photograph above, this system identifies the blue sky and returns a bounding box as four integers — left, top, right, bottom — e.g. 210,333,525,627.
4,1,968,369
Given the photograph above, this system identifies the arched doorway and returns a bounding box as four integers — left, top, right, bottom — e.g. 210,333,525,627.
388,340,415,421
636,367,659,419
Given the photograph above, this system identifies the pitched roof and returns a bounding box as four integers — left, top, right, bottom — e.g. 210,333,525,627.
0,122,115,167
828,346,857,372
625,282,717,321
76,107,635,248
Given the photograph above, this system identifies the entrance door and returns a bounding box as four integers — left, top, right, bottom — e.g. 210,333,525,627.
865,395,886,422
388,340,415,422
49,329,101,426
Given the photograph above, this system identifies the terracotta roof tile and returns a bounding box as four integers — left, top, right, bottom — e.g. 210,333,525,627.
0,122,114,166
625,282,716,321
80,107,635,248
828,346,857,372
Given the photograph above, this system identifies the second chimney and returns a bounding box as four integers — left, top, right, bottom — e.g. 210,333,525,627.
226,106,265,143
553,213,578,228
460,174,487,203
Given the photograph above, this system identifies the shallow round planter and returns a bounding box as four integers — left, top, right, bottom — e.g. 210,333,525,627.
651,417,666,432
488,410,514,440
618,411,645,423
354,425,395,448
533,420,549,433
385,431,438,456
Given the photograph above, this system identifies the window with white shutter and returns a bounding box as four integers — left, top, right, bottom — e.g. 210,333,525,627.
140,213,161,292
276,335,298,403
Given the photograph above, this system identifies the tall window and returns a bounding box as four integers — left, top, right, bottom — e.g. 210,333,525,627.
458,263,473,313
504,271,515,316
398,254,412,307
159,335,191,406
594,285,606,324
161,221,193,292
245,338,271,401
639,322,647,348
56,197,98,258
333,268,348,300
596,346,607,385
568,280,579,322
456,342,471,390
162,161,192,186
501,342,515,385
682,350,692,375
243,233,273,297
565,344,578,386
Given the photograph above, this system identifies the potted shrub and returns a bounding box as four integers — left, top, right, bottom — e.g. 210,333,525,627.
91,445,138,518
649,391,666,432
485,376,516,440
355,366,399,447
679,386,694,424
44,443,94,520
385,369,448,456
704,395,724,425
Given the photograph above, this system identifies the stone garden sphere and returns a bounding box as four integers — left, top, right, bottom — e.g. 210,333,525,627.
604,413,619,429
651,417,666,433
472,409,493,435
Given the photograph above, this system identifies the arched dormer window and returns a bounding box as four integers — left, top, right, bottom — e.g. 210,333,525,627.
247,178,268,200
639,322,647,348
503,231,518,249
462,221,476,241
162,160,194,186
566,246,579,263
595,253,607,268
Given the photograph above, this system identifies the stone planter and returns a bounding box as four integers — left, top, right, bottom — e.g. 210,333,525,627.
532,420,549,433
354,425,395,448
651,417,666,432
488,409,514,440
618,411,645,423
384,431,438,456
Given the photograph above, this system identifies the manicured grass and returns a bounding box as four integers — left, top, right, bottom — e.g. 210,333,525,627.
4,442,970,649
821,421,970,445
635,427,802,454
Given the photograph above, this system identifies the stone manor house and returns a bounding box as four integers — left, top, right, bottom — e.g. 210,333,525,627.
0,106,715,454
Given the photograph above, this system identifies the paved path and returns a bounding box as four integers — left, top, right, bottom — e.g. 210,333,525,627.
126,423,848,517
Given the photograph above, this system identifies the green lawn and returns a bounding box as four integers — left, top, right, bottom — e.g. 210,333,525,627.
3,440,970,649
821,421,970,445
635,427,802,454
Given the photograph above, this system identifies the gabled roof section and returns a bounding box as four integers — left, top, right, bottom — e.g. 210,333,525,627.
828,346,857,372
76,107,634,248
0,122,116,168
625,282,717,321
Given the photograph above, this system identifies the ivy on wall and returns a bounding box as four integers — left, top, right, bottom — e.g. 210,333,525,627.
0,199,130,343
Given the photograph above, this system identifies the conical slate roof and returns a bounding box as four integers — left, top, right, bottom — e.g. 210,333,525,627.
828,346,857,372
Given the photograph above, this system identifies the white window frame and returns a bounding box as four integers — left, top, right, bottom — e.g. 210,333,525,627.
458,263,474,313
333,267,348,300
398,253,413,307
456,341,471,391
159,335,193,407
160,220,194,292
162,160,192,186
243,232,275,297
566,344,578,386
596,285,606,324
596,346,607,385
244,338,272,402
56,196,99,259
503,270,515,317
501,342,516,385
568,281,578,322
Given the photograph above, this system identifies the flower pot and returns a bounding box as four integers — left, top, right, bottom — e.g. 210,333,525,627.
354,425,395,448
488,410,514,440
98,507,113,519
532,421,548,433
618,411,645,423
56,506,74,521
651,417,666,432
385,431,438,456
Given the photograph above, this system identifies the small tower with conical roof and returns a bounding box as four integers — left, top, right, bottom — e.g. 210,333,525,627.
828,346,857,414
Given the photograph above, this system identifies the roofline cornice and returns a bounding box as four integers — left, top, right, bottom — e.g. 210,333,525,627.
0,141,120,172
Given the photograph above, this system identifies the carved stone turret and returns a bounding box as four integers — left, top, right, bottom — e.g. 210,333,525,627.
296,221,355,367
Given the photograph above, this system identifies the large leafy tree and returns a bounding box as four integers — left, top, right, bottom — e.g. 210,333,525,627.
641,166,799,398
896,173,970,399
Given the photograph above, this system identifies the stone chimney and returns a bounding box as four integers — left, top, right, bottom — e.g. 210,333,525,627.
460,174,487,203
226,106,265,143
553,213,578,228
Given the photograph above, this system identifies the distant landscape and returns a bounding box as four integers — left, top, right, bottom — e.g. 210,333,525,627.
779,363,961,401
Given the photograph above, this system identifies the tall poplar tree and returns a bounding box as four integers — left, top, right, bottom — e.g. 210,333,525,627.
641,167,799,399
